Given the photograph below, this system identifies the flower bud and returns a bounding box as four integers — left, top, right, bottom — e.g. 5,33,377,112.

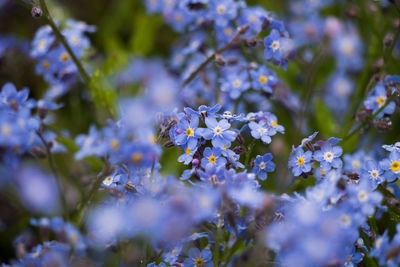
238,24,250,35
192,158,200,166
38,107,48,120
163,140,175,148
262,18,271,30
215,54,226,66
235,133,244,144
384,33,395,47
374,119,392,131
31,146,47,159
31,7,43,18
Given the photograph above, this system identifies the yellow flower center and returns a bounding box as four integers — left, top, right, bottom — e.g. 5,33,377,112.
186,148,192,155
233,80,242,88
149,135,157,144
271,120,278,127
186,127,194,137
209,155,217,164
110,139,119,150
224,28,233,36
1,125,11,137
391,161,400,173
38,39,46,50
376,97,385,107
194,258,205,267
60,52,69,62
131,153,142,163
223,144,227,151
42,60,50,70
174,14,183,23
259,75,268,84
297,157,305,166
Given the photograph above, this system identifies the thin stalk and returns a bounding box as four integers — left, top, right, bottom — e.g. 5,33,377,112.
38,0,91,85
36,130,69,220
214,207,223,267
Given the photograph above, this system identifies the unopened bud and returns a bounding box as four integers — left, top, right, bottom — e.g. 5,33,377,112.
345,172,360,181
235,133,244,144
233,146,244,154
384,33,395,47
356,109,371,123
38,107,48,120
31,146,47,159
374,119,392,131
345,5,359,18
31,7,43,18
215,54,226,66
372,58,384,72
245,37,258,47
394,19,400,30
238,24,250,35
262,18,271,30
192,158,199,166
163,140,175,148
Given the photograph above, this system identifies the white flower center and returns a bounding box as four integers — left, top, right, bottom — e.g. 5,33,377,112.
351,160,361,170
258,127,267,135
103,176,113,186
369,169,380,179
216,4,226,15
270,41,280,51
340,214,352,227
259,161,266,170
323,151,334,163
233,79,242,88
213,126,223,136
340,38,355,56
357,190,368,202
1,124,11,137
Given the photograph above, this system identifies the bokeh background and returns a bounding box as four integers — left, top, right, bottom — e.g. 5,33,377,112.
1,0,400,263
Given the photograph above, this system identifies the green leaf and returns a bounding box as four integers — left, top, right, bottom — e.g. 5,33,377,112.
315,99,336,137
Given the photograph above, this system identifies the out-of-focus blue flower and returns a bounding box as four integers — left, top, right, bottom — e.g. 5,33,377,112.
15,167,60,214
253,153,275,180
264,29,296,70
347,180,382,216
183,248,213,267
208,0,238,27
237,6,269,35
220,72,250,99
250,66,278,94
289,147,313,176
332,30,363,71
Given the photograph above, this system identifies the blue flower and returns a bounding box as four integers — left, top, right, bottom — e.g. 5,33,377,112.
248,120,272,144
360,160,384,189
182,248,213,267
200,147,226,169
379,150,400,182
250,66,278,94
364,82,396,118
173,116,200,147
208,0,238,27
253,153,275,180
178,142,198,165
313,144,342,171
199,117,237,148
184,104,221,118
220,72,250,99
264,29,296,70
288,147,312,176
347,180,382,216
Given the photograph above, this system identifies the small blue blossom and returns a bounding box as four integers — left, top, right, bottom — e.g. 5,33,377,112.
364,82,396,118
250,66,278,94
314,144,343,171
379,150,400,182
199,117,237,148
173,116,200,147
220,72,251,99
360,160,384,189
248,120,272,144
200,147,227,168
253,153,275,180
264,29,296,70
288,147,313,176
183,248,213,267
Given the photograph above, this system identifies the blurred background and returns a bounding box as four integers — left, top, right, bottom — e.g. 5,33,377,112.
1,0,400,263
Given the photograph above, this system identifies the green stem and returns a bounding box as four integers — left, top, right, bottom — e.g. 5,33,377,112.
182,35,245,87
74,160,114,226
36,130,69,220
214,209,223,267
38,0,91,86
222,239,243,267
245,139,256,167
